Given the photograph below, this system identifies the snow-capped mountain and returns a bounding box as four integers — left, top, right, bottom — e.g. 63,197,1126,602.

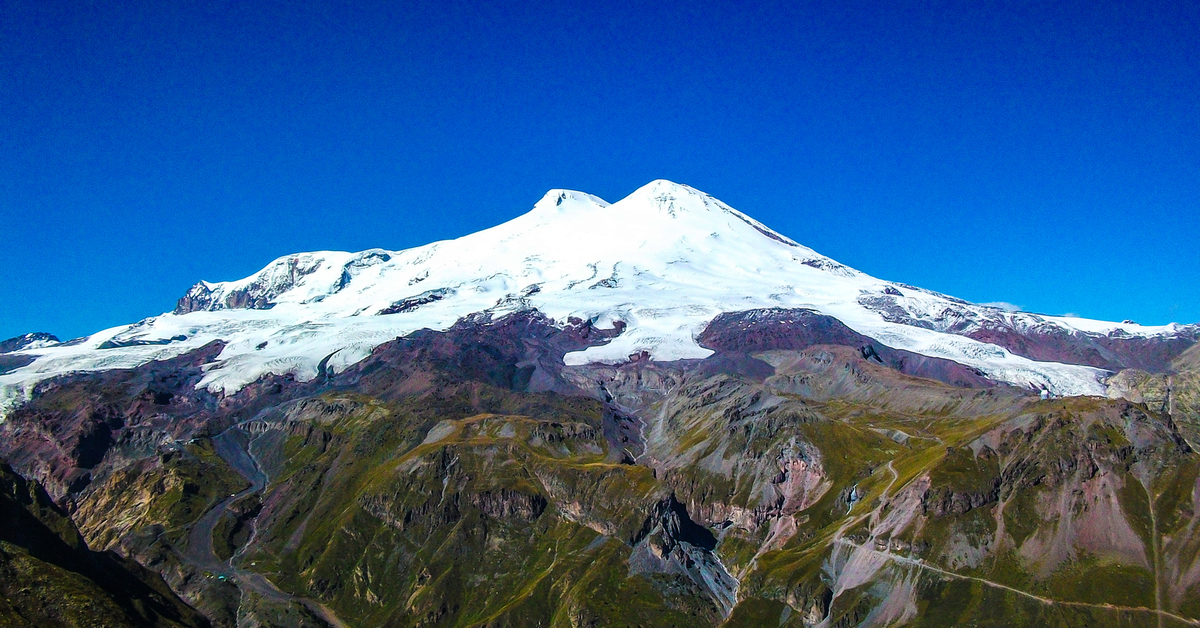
0,333,59,354
1,180,1193,417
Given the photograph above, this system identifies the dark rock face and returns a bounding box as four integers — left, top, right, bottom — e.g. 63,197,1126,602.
967,322,1199,373
175,251,397,314
175,281,277,313
859,293,1199,373
698,308,996,388
690,351,776,382
470,488,548,521
697,308,867,353
0,353,35,375
173,283,217,314
0,341,227,499
0,463,210,628
858,294,978,333
633,494,718,552
97,335,189,350
0,332,59,353
376,288,452,315
337,309,625,399
629,494,735,618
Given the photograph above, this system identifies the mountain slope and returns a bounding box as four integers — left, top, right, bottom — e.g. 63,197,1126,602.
0,463,210,628
2,309,1198,627
2,180,1194,420
3,180,1200,627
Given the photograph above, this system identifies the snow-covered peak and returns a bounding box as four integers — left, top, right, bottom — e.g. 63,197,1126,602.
624,178,705,209
0,333,60,353
1,179,1193,419
622,179,732,219
528,188,611,216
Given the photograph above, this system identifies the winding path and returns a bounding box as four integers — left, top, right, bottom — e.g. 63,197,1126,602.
1145,480,1166,628
833,539,1199,627
818,457,1199,626
185,427,350,628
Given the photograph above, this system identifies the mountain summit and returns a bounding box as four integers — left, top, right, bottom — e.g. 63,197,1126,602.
3,181,1200,627
1,180,1194,415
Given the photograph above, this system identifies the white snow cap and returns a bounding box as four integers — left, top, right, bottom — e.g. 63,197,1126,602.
0,179,1187,418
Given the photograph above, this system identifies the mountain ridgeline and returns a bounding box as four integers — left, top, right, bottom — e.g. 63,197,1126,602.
1,181,1199,627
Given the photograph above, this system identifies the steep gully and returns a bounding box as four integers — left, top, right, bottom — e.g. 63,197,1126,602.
184,426,348,628
606,381,743,618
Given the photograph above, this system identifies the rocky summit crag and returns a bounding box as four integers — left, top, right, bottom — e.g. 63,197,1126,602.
1,181,1198,627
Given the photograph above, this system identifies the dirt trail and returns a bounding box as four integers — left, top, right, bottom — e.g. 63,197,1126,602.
1145,481,1166,628
882,460,898,498
833,539,1199,627
821,455,1199,626
833,460,900,541
185,426,350,628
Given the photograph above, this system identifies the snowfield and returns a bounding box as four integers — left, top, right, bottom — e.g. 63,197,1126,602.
0,180,1187,419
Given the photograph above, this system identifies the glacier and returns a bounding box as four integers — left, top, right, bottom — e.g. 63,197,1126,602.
0,180,1187,419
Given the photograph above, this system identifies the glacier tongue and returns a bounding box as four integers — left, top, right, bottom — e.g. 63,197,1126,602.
0,179,1186,416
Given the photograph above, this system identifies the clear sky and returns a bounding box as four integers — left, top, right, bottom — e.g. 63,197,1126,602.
2,0,1197,341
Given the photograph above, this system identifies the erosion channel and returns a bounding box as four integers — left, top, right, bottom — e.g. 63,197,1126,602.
186,425,348,628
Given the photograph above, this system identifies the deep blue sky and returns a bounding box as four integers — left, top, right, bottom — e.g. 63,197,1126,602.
2,0,1197,341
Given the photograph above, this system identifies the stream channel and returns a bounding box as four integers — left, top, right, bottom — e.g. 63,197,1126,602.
184,426,349,628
